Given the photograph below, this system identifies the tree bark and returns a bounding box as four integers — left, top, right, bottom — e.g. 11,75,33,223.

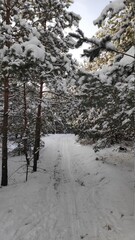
1,0,11,186
33,80,43,172
1,77,9,186
23,82,30,181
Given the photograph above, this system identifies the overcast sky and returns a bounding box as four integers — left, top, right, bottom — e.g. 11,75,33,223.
69,0,110,61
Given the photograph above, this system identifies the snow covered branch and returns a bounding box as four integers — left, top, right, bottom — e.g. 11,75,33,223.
69,28,135,62
93,0,126,27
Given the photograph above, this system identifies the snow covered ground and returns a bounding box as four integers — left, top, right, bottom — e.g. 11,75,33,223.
0,134,135,240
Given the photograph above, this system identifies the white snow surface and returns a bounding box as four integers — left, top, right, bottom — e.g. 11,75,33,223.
0,134,135,240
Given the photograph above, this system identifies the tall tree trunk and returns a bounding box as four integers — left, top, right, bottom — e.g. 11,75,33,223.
33,80,43,172
1,77,9,186
1,0,11,186
23,82,28,157
23,83,29,181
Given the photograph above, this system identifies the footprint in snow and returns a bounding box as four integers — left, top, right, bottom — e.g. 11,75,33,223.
80,233,88,239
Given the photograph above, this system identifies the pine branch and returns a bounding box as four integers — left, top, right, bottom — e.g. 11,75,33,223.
70,29,135,61
112,49,135,59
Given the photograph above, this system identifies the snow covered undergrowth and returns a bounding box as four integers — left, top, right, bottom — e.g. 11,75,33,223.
0,134,135,240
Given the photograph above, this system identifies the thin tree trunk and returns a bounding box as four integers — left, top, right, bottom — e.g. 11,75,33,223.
23,82,28,157
1,77,9,186
1,0,11,186
33,80,43,172
23,82,29,181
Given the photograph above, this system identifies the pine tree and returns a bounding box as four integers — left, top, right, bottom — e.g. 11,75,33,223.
86,0,135,71
71,0,135,147
0,0,80,183
0,0,11,186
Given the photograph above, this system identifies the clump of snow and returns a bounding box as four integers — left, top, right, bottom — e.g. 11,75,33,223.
105,41,116,51
70,11,81,21
11,43,23,56
122,118,130,125
119,46,135,66
0,36,46,63
24,44,45,61
10,37,45,62
93,0,126,26
95,64,119,85
125,108,134,116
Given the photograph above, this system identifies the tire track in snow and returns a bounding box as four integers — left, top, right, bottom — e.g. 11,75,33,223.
56,135,102,240
60,136,81,240
58,135,118,240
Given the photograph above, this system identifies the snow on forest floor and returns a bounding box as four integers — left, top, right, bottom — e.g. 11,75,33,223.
0,134,135,240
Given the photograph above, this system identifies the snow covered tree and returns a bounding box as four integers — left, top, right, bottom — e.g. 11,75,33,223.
71,0,135,147
30,1,80,171
86,0,135,70
76,50,134,146
0,0,80,184
70,0,134,64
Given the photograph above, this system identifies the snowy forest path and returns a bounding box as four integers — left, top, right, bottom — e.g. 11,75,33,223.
0,134,134,240
39,134,134,240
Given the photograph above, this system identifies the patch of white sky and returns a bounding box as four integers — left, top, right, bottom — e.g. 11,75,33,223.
68,0,110,62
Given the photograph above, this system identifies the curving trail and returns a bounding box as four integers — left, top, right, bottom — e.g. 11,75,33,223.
0,134,134,240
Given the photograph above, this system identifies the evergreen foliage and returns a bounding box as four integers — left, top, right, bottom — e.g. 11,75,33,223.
86,0,135,70
72,0,135,148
